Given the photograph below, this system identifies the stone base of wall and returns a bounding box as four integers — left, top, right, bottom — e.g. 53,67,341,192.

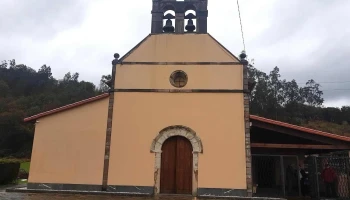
27,183,154,194
6,187,152,197
107,185,154,194
27,183,102,191
198,188,247,197
10,183,285,200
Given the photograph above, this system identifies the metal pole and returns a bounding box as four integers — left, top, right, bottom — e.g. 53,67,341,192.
314,157,320,199
280,156,286,197
297,156,301,197
347,151,350,198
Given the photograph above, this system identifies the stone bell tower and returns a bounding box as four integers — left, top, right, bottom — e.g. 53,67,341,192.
151,0,208,34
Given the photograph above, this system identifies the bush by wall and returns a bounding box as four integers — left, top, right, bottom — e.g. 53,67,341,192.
0,158,27,185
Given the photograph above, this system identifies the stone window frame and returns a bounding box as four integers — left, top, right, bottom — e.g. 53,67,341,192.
150,125,203,196
169,70,188,88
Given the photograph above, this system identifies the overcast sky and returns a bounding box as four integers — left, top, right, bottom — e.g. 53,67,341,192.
1,0,349,107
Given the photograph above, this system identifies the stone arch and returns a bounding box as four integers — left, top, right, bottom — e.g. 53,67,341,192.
184,4,197,12
150,125,203,153
162,3,176,13
150,125,203,196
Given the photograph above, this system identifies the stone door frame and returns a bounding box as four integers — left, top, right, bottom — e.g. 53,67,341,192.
150,125,203,196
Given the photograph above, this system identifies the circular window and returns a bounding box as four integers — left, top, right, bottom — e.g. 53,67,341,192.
170,70,188,88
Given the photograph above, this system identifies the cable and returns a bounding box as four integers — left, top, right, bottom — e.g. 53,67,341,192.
236,0,246,51
323,89,350,91
298,81,350,84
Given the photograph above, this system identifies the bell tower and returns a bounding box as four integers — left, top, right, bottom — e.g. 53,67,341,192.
151,0,208,34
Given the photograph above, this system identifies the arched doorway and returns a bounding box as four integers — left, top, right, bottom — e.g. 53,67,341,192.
160,136,193,194
150,125,203,196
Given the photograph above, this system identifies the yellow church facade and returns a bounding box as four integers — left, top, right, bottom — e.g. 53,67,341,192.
24,0,252,197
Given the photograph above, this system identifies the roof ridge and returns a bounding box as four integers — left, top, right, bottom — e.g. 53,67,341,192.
207,33,243,63
250,115,350,142
23,93,109,122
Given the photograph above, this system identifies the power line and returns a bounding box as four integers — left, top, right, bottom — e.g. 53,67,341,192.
323,89,350,91
236,0,246,51
298,81,350,84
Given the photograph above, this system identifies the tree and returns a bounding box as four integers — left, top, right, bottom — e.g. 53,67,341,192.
0,80,10,97
0,60,7,69
247,63,346,128
99,74,112,92
38,65,53,79
63,72,79,82
301,79,324,106
341,106,350,124
0,60,100,158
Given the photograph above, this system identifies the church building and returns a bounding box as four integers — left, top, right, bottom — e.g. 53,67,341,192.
25,0,252,197
22,0,350,199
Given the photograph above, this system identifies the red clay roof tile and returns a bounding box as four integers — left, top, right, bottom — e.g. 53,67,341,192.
250,115,350,142
23,93,109,122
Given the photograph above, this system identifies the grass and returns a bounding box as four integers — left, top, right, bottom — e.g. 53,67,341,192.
0,158,30,164
20,162,30,173
18,161,31,184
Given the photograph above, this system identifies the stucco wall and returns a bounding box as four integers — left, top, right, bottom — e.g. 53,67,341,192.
123,34,239,63
115,64,243,90
108,93,246,189
28,98,109,185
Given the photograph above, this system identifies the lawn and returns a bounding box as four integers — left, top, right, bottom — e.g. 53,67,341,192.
18,161,30,184
20,162,30,173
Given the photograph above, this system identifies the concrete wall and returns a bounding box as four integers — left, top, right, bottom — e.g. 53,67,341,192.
115,65,243,90
123,34,239,63
108,93,246,189
28,98,109,185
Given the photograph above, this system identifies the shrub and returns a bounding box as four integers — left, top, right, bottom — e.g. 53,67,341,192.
18,169,29,179
0,158,30,185
0,163,20,184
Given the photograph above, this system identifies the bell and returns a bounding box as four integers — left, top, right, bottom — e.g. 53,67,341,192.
185,19,196,32
163,19,175,33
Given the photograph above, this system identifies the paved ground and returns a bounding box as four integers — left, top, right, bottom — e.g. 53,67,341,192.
0,186,201,200
0,185,288,200
0,184,26,192
0,193,200,200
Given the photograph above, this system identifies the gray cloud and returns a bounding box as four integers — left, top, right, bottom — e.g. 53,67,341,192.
0,0,349,107
0,0,88,39
239,0,350,107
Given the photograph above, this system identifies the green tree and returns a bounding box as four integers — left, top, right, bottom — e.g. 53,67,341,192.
0,60,101,158
301,79,324,106
99,74,112,92
0,80,10,97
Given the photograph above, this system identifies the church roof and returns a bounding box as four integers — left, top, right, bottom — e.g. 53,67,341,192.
23,93,350,143
23,93,109,123
250,115,350,143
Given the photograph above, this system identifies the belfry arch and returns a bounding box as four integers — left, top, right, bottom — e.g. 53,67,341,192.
151,0,208,34
150,125,203,196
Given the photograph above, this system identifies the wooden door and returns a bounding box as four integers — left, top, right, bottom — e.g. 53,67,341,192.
160,137,177,194
176,136,193,194
160,136,193,194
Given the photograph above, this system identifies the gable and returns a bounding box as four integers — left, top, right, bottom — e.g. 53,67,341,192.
121,34,240,63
